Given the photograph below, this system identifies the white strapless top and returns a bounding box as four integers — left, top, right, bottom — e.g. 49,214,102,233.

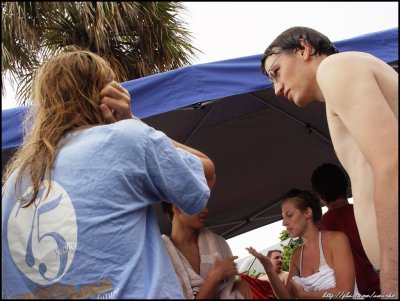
292,232,363,299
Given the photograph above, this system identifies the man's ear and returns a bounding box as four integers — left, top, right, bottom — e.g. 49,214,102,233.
298,39,313,60
314,192,327,206
319,198,328,207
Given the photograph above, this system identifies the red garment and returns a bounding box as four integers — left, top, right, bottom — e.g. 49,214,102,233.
320,204,380,295
239,273,277,299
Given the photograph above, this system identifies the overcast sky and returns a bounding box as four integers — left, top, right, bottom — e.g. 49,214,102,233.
1,1,397,259
182,2,398,64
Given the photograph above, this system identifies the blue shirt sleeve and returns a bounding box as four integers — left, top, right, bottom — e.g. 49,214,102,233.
144,126,210,216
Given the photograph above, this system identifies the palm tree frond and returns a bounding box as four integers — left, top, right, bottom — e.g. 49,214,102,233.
2,1,200,105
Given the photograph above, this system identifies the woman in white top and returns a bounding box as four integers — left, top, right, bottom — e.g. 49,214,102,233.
247,189,359,299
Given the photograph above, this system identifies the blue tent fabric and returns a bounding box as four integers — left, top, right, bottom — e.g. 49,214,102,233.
124,54,269,119
2,106,30,150
2,27,398,151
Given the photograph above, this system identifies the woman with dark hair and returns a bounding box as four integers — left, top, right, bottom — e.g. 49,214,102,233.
161,202,252,299
247,189,361,299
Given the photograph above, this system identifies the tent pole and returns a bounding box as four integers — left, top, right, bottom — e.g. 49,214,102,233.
183,103,217,144
248,93,333,146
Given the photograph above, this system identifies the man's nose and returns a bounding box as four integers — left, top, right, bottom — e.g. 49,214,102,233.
274,82,284,96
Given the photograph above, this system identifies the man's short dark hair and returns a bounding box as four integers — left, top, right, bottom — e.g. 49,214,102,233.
311,163,349,203
267,249,282,258
260,26,339,75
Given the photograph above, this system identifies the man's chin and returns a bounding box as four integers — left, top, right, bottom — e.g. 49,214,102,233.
294,98,310,107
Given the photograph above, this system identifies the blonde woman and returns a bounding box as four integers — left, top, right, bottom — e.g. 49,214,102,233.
2,50,215,299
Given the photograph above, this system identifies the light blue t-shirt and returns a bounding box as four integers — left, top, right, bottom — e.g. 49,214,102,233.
2,119,210,299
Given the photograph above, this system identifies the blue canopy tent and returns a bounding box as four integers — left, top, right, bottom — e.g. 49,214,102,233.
2,28,398,239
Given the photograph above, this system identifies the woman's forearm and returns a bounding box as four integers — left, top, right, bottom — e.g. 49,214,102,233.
171,139,216,189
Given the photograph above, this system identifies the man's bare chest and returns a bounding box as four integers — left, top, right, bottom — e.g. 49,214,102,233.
326,110,364,174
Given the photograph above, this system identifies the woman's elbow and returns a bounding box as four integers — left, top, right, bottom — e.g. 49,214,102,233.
203,159,216,189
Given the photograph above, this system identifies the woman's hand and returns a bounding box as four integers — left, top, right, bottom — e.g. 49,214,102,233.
209,256,239,280
99,81,136,123
245,246,274,273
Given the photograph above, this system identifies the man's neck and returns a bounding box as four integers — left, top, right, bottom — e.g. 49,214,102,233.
326,197,349,210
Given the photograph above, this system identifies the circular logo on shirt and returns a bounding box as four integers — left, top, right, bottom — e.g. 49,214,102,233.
7,180,78,286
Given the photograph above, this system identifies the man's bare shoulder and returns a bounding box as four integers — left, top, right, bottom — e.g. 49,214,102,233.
321,51,379,65
317,51,390,80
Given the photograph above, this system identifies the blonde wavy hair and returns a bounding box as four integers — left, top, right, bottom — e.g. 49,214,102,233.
3,49,116,207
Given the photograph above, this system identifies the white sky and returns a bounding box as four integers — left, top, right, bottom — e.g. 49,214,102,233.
181,1,398,64
1,1,397,258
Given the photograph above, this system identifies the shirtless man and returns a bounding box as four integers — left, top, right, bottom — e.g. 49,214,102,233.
258,250,289,285
261,26,398,297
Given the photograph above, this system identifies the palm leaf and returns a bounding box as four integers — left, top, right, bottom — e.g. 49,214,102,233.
2,1,200,106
